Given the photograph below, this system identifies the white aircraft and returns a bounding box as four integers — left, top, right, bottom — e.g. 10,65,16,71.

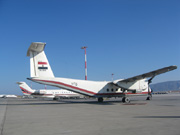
17,82,81,100
26,42,177,103
0,95,17,98
0,95,6,98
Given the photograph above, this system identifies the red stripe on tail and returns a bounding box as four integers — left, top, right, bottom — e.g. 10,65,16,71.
38,62,47,65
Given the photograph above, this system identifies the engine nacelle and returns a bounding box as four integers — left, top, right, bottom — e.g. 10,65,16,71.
34,90,46,95
131,89,142,94
135,89,142,93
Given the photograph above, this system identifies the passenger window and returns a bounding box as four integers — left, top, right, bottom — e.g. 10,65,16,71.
107,89,109,92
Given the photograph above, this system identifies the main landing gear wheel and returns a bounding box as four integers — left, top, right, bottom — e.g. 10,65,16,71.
98,97,104,102
146,95,152,100
53,98,58,100
122,97,130,103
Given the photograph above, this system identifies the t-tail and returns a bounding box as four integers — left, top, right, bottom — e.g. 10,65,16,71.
27,42,54,78
17,82,35,95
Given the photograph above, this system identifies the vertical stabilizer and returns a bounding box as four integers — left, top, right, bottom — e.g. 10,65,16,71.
17,82,35,95
27,42,54,78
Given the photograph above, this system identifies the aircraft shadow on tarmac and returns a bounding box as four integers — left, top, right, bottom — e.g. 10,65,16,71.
0,99,147,106
134,116,180,118
0,101,121,106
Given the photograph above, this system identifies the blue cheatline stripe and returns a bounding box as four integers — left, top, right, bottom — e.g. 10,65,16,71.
38,67,48,69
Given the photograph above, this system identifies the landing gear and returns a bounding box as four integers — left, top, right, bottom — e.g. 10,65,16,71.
122,97,130,103
146,95,152,100
98,97,104,102
53,97,58,100
147,76,154,101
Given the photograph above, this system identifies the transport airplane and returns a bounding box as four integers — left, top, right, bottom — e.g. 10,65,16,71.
0,95,5,98
27,42,177,103
0,95,17,98
17,82,81,100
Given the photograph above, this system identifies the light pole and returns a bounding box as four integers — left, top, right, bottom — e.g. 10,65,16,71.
112,73,114,81
81,46,88,80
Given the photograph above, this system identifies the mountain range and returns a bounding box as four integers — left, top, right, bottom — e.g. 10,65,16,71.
150,80,180,92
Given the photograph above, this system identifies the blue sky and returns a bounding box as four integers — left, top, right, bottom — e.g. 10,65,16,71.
0,0,180,95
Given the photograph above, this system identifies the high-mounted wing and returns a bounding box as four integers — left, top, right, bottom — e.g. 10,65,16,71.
114,65,177,83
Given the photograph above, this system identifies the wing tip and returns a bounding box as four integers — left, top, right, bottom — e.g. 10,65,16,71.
169,65,177,70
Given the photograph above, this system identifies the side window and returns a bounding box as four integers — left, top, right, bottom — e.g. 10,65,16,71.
107,89,109,92
111,89,114,92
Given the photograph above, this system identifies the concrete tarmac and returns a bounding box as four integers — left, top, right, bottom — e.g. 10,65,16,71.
0,94,180,135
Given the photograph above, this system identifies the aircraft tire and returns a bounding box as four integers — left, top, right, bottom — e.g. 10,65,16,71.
53,98,58,100
122,97,130,103
98,97,104,102
146,95,152,100
122,97,125,103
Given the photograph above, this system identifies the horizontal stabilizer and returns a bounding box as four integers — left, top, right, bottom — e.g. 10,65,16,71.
27,42,46,56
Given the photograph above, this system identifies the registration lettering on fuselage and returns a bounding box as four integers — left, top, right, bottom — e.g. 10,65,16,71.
71,82,78,86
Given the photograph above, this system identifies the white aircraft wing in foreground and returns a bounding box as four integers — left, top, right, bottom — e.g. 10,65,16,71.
27,42,177,103
112,66,177,91
115,66,177,83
